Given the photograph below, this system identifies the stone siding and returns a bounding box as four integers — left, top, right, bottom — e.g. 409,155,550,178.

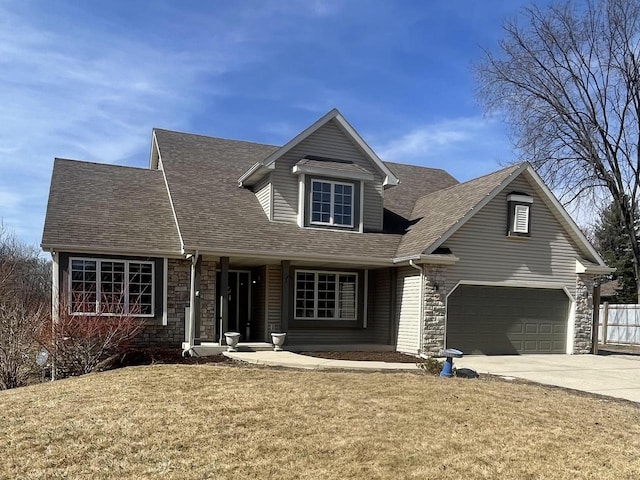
574,274,595,354
422,267,447,354
137,258,190,348
199,260,217,341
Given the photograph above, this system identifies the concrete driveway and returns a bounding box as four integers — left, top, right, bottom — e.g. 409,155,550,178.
456,354,640,403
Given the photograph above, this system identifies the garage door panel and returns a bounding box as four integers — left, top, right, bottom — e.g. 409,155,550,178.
447,285,569,355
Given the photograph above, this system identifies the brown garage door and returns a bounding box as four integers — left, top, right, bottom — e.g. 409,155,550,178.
447,285,569,354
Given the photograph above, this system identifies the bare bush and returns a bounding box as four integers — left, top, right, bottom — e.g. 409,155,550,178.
41,295,145,377
0,225,50,389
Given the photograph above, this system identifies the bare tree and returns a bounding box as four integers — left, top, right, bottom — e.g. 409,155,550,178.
476,0,640,300
0,225,50,389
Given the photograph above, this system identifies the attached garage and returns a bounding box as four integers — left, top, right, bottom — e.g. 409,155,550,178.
446,285,570,354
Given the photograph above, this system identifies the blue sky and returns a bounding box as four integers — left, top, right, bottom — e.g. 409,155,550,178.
1,0,547,247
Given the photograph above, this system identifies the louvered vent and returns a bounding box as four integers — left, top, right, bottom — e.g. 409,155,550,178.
513,204,530,233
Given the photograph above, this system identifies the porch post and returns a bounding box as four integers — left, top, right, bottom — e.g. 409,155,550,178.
281,260,290,332
187,252,200,348
219,256,229,343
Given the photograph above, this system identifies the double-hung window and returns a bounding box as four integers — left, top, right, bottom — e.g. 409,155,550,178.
310,180,353,227
69,258,154,316
295,270,357,320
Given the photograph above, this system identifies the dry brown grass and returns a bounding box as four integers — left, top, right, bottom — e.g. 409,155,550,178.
1,364,639,479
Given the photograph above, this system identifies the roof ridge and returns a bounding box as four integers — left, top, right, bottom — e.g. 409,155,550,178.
413,162,523,205
382,160,452,175
153,128,279,149
54,158,156,172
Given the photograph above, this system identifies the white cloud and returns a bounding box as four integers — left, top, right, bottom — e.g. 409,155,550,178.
0,2,270,247
373,116,516,181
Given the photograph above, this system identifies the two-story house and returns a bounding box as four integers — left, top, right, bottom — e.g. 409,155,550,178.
42,109,611,356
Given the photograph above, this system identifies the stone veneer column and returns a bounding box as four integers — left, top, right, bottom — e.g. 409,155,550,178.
199,260,217,341
574,274,595,354
422,266,448,354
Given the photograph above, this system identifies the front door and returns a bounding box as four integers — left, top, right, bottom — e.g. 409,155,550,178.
216,271,251,342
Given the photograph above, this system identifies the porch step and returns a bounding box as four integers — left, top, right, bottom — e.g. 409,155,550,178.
189,342,274,357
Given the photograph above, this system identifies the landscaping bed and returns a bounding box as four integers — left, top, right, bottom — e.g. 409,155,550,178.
299,350,419,363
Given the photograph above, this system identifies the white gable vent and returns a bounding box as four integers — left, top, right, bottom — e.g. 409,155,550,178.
507,193,533,236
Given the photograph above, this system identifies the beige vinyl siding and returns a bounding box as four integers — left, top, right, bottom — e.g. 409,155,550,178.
369,268,392,344
254,176,271,219
363,182,384,231
271,119,384,231
396,266,421,354
265,264,281,333
442,174,582,298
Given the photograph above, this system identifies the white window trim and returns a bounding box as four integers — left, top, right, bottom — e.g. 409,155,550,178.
309,179,355,228
68,257,155,317
294,269,358,321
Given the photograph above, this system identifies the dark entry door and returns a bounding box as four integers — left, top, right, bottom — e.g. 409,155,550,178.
216,271,251,341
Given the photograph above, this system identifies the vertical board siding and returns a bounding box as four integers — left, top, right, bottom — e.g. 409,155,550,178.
442,175,582,298
254,176,271,219
370,268,392,344
396,266,421,354
271,119,384,231
266,264,282,332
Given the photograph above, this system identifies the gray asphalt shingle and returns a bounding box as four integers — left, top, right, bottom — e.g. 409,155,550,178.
42,128,518,261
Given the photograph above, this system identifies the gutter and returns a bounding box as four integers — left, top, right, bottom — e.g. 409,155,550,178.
393,254,460,266
182,246,394,266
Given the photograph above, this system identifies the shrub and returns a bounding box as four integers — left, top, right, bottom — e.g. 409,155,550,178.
41,296,145,378
417,356,445,375
0,225,50,390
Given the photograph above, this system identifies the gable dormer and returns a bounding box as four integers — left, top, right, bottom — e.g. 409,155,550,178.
238,109,399,232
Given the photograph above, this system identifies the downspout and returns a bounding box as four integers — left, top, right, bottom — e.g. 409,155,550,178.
409,260,424,355
183,250,199,356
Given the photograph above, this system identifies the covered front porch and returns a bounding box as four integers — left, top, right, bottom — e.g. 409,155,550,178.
180,253,398,355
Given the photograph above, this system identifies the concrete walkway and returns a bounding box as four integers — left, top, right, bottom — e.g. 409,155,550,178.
224,351,640,403
224,351,419,371
456,354,640,403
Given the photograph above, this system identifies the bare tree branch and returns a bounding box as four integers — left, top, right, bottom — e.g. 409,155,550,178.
476,0,640,300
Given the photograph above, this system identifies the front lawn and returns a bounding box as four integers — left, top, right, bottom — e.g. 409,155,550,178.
1,364,639,479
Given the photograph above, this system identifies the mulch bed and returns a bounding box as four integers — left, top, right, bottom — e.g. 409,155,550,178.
299,351,419,363
113,348,232,368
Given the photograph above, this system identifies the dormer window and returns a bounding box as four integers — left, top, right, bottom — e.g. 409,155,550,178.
507,193,533,236
311,180,353,227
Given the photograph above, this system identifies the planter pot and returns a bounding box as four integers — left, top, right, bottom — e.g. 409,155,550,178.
271,332,286,351
224,332,241,352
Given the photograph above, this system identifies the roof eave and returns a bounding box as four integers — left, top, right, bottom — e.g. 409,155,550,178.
576,258,615,275
393,254,460,266
238,163,275,187
182,245,394,266
41,243,185,258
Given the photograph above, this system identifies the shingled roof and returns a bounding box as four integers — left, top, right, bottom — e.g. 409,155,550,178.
396,164,523,257
42,128,527,263
42,159,181,254
154,129,403,261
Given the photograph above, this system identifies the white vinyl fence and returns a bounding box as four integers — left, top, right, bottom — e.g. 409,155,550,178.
598,303,640,345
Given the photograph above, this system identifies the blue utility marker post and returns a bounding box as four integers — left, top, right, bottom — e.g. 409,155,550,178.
439,348,463,377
